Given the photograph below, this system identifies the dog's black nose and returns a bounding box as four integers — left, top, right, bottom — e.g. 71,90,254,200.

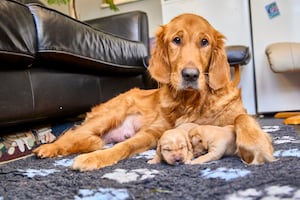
181,68,199,82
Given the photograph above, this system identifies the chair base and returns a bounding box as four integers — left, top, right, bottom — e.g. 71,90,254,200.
274,112,300,125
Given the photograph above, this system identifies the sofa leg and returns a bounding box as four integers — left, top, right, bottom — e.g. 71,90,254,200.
232,64,241,86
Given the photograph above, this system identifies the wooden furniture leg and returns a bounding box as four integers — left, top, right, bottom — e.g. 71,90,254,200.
274,112,300,125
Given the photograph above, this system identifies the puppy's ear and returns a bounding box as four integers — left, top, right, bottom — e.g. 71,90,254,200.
208,31,231,90
156,142,163,159
183,131,193,153
148,26,171,84
188,127,198,140
190,128,208,150
147,141,162,164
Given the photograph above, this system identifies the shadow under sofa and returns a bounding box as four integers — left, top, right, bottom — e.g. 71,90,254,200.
0,0,155,128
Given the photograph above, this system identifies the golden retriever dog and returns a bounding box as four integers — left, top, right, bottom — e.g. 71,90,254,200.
34,13,276,171
188,125,237,164
147,123,197,165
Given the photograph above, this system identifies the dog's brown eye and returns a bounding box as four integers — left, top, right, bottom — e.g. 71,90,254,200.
173,37,181,45
200,39,209,47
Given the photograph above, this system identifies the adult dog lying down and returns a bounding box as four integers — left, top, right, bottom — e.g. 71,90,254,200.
34,13,275,171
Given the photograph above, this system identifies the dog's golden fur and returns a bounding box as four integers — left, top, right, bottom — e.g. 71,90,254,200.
34,13,275,171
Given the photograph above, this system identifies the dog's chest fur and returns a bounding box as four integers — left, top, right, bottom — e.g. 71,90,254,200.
158,84,244,127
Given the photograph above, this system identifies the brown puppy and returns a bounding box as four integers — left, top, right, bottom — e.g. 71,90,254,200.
34,14,276,171
147,123,196,165
188,125,237,164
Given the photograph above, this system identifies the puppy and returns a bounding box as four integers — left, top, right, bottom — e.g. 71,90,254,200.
148,123,197,165
188,125,237,164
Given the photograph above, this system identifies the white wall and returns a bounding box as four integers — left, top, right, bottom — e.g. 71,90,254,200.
251,0,300,113
40,0,162,37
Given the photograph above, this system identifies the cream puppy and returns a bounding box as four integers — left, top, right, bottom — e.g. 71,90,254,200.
147,123,197,165
188,125,236,164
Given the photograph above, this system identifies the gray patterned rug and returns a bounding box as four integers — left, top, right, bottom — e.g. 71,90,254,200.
0,117,299,200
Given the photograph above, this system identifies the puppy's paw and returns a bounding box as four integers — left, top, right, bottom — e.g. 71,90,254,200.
189,160,204,165
184,160,192,164
147,158,159,164
33,143,60,158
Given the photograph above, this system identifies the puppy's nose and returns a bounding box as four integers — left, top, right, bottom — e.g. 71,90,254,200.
174,157,183,165
181,68,199,82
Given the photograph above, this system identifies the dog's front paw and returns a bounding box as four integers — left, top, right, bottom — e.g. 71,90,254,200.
33,143,60,158
72,151,117,171
72,153,101,171
238,145,277,165
237,132,277,165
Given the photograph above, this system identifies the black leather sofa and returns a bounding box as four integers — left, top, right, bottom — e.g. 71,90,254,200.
0,0,154,128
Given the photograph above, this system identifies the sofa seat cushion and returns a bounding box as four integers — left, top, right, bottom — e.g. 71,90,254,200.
0,0,36,68
28,4,148,75
265,42,300,73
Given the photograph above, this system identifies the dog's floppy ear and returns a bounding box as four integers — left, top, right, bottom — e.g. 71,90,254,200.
148,26,171,84
208,31,231,90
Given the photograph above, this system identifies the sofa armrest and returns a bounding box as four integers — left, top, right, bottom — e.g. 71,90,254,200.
226,45,250,66
265,42,300,73
84,11,150,55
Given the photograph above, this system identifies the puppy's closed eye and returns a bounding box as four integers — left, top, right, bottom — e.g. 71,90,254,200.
179,144,187,149
162,148,171,152
163,144,187,152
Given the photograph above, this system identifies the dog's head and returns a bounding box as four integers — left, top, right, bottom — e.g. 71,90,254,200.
149,13,231,91
156,128,193,165
188,127,208,157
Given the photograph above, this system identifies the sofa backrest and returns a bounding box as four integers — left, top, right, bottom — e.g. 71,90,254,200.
0,0,37,68
85,11,150,55
28,4,148,74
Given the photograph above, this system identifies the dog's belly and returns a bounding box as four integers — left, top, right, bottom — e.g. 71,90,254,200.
104,114,142,144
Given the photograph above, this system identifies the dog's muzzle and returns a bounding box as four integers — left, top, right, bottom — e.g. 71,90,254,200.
181,68,199,89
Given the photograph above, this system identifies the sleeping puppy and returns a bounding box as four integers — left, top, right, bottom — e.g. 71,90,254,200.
188,125,237,164
148,123,197,165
